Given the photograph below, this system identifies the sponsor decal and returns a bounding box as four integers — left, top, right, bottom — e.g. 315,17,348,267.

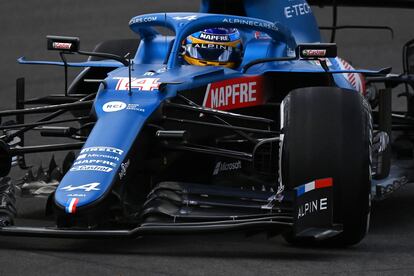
103,101,126,113
61,182,101,192
115,77,161,91
284,3,312,19
143,71,156,76
67,193,86,198
337,58,366,93
302,49,327,57
297,197,328,219
254,31,271,40
173,15,198,21
193,43,232,51
77,153,120,162
73,159,117,167
222,18,278,31
70,165,113,173
296,178,333,197
295,178,333,231
80,146,123,155
53,42,72,50
213,160,242,175
119,159,130,180
73,147,123,173
126,104,145,112
65,198,79,214
203,76,264,111
129,16,157,25
199,33,230,42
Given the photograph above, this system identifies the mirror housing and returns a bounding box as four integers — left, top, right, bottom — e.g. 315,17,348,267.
296,43,337,59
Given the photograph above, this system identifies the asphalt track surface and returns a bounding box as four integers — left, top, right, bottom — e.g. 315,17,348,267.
1,1,414,275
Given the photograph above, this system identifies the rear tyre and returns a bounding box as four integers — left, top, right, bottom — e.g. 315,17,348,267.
281,87,372,247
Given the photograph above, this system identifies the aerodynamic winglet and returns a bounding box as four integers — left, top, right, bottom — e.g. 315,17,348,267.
17,57,124,68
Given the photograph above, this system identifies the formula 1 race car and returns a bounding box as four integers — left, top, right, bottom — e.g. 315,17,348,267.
0,0,413,247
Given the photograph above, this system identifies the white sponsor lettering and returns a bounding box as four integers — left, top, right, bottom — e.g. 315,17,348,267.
80,146,124,155
173,15,198,21
70,165,113,173
61,182,100,192
194,43,232,50
78,153,120,162
73,159,117,167
205,81,257,109
284,3,312,19
297,197,328,219
129,16,157,25
222,18,278,31
143,71,156,76
53,42,72,50
103,101,126,113
126,104,145,112
199,33,230,42
67,193,86,197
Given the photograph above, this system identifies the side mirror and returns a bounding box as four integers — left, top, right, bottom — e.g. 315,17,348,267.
296,43,337,59
47,35,80,52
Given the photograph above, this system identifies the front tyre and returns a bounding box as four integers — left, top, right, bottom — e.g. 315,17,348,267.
281,87,372,247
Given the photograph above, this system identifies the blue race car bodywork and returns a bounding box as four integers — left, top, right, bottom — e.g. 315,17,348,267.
0,0,406,246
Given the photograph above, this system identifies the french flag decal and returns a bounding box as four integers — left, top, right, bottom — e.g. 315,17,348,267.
65,198,79,214
296,178,333,197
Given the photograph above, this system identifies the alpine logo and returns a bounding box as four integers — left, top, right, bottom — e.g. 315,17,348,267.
202,76,264,111
61,182,100,192
213,160,242,175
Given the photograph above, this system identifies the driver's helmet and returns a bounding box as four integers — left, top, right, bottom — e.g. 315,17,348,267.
183,28,242,68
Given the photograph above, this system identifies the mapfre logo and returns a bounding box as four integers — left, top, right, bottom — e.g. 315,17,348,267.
202,76,264,111
102,101,126,113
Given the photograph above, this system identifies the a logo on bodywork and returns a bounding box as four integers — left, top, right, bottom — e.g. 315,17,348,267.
52,42,72,50
213,160,242,175
203,76,264,111
61,182,101,192
173,15,198,21
103,101,127,112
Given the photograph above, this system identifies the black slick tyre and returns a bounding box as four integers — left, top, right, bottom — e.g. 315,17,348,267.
280,87,372,247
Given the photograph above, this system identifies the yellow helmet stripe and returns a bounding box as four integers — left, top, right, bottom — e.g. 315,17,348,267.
183,55,236,68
